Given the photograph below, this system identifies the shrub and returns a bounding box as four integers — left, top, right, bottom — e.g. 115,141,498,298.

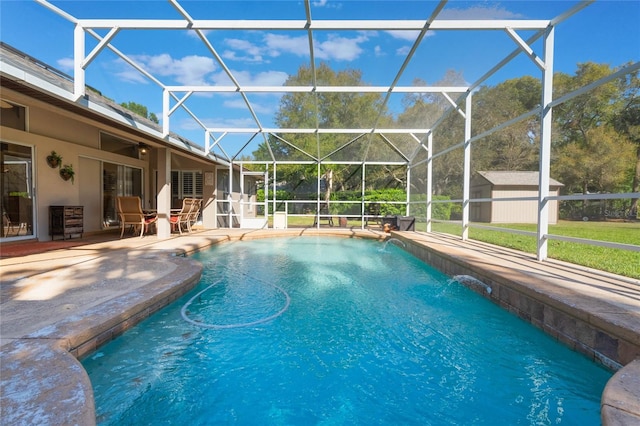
258,188,455,219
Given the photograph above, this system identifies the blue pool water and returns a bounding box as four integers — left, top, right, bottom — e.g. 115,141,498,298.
82,237,611,425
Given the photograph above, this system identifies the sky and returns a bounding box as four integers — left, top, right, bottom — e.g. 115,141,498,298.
1,0,639,159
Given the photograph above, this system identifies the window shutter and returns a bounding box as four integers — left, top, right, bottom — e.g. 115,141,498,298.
195,172,203,196
183,172,194,195
171,171,179,197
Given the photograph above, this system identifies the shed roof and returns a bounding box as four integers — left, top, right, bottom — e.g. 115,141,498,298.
476,171,564,188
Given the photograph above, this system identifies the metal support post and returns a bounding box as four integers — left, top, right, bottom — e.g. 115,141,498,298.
426,133,433,233
406,167,411,216
537,26,555,261
227,163,233,228
156,148,172,239
461,93,472,240
361,163,366,229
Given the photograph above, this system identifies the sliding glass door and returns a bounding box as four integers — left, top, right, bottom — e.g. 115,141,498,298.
1,142,34,240
103,162,142,228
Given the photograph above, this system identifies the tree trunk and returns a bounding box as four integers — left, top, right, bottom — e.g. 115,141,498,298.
630,145,640,218
324,169,333,203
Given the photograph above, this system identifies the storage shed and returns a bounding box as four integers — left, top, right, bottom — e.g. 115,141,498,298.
470,171,564,224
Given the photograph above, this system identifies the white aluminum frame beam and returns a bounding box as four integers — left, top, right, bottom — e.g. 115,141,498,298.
163,85,469,93
205,128,430,134
71,19,551,31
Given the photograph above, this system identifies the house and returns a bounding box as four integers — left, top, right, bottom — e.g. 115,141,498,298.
0,42,261,242
470,171,564,224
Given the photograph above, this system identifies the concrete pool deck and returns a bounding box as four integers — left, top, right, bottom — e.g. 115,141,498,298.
1,228,638,425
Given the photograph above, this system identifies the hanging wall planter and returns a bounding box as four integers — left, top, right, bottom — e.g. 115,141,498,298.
46,151,63,168
59,164,75,183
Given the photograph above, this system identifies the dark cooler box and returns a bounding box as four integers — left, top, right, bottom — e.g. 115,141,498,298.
397,216,415,231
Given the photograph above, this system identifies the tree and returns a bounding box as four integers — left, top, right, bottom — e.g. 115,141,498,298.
554,125,635,194
553,63,618,147
431,111,466,197
612,66,640,215
120,101,159,124
553,63,637,199
472,76,541,173
397,73,467,197
253,62,390,196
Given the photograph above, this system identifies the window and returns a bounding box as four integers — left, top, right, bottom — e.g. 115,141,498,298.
171,170,203,207
0,100,26,131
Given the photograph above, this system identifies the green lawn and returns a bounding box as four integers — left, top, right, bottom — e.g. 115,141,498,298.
268,215,639,279
429,220,640,280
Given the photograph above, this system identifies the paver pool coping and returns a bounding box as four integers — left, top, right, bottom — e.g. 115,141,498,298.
0,228,638,425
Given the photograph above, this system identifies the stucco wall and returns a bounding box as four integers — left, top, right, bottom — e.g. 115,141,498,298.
2,90,148,240
79,157,103,232
29,106,99,148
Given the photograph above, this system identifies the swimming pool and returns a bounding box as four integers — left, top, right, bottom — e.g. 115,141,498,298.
83,236,611,425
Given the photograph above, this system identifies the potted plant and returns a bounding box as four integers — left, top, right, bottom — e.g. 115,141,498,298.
59,164,75,183
46,151,63,168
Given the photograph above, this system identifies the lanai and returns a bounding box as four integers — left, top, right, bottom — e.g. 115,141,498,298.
4,0,639,261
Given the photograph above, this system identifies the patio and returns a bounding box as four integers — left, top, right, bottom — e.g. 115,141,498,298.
1,0,639,423
1,229,639,424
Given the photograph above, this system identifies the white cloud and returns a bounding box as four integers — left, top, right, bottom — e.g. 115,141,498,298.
223,99,249,109
115,54,217,85
210,71,234,86
311,0,342,9
57,57,74,72
186,29,211,39
246,70,289,86
220,31,369,63
222,38,265,62
315,33,368,61
223,98,274,114
264,33,310,57
204,117,259,129
115,68,150,84
221,50,265,63
374,45,384,57
177,116,258,132
386,30,420,42
438,5,524,20
396,46,411,56
177,118,208,131
210,69,288,86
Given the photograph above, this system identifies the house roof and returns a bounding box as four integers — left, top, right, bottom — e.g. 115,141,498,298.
0,42,227,167
476,171,564,188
